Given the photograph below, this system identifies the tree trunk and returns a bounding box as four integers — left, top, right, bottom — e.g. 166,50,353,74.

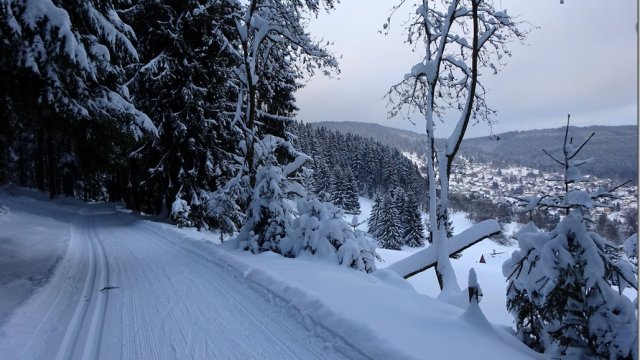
35,128,45,191
46,129,58,199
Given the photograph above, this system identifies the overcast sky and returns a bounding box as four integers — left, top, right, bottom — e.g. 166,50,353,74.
295,0,638,138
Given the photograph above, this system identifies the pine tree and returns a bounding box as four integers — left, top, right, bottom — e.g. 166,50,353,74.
2,0,155,199
377,193,403,250
123,0,240,227
504,117,638,358
329,165,346,208
403,193,425,248
367,193,384,240
311,158,331,201
342,166,360,214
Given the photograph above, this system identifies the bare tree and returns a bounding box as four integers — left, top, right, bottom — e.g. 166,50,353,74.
384,0,527,294
232,0,339,187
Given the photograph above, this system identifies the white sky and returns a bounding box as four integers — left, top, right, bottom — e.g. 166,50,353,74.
295,0,638,138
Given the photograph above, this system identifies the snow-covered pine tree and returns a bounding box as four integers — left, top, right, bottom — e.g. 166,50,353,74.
287,193,378,273
239,153,290,254
502,223,548,352
403,193,426,248
2,0,156,199
377,193,404,250
382,149,400,192
504,116,638,359
311,158,331,201
389,186,405,215
342,166,360,214
123,0,240,228
329,165,346,209
238,136,378,273
367,193,384,240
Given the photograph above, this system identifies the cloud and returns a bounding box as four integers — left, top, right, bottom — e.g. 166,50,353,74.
296,0,638,137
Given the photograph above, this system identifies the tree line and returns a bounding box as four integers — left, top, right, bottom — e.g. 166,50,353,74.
1,0,242,226
290,122,428,211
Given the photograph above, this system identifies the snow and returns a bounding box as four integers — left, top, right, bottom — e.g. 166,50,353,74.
361,197,523,327
386,219,501,278
21,0,89,69
0,193,70,324
0,190,541,359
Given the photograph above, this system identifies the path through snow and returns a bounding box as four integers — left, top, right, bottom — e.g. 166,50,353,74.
0,204,355,360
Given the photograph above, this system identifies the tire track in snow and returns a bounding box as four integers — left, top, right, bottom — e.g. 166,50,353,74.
81,215,110,359
103,221,351,360
133,223,370,360
54,213,110,360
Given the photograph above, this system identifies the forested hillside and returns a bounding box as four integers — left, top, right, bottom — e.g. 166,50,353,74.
315,121,638,182
291,122,427,209
461,126,638,182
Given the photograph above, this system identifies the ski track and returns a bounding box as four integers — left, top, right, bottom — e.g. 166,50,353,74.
4,209,357,360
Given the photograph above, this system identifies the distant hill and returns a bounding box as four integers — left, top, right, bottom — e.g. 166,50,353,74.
312,121,428,155
311,121,638,183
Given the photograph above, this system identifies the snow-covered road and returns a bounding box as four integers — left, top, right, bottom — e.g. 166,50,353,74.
1,207,354,360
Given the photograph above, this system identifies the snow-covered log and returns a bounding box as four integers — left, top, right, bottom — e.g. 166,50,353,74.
386,219,501,279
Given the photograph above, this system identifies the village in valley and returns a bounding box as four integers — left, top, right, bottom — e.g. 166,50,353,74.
405,151,638,241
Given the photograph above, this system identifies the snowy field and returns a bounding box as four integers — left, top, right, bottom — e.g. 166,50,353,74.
0,188,540,359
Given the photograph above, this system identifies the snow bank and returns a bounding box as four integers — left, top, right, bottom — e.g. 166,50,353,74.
0,189,75,324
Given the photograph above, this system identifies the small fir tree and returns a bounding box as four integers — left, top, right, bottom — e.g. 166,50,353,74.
504,116,638,359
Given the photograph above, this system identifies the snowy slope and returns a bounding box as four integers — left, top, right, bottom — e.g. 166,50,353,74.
356,196,520,327
0,190,539,359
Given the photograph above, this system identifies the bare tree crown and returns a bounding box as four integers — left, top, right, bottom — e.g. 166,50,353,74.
385,0,528,126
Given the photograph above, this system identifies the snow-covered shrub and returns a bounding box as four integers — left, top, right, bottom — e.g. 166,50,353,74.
238,140,378,273
287,196,377,273
505,118,638,359
505,213,638,359
171,195,192,227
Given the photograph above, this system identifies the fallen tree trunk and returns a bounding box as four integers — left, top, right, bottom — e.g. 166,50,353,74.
385,219,501,279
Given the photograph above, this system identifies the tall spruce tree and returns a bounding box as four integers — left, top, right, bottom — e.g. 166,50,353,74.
342,166,360,214
123,0,240,228
367,193,384,240
1,0,156,199
311,157,331,201
403,193,425,248
377,193,404,250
